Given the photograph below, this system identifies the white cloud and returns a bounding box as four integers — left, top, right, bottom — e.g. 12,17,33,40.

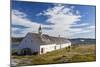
39,4,81,37
12,10,38,28
12,10,53,37
12,4,95,38
86,25,95,29
12,10,41,37
39,5,95,38
71,23,89,27
66,24,95,38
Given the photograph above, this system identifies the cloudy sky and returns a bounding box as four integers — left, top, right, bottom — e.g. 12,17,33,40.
11,1,96,39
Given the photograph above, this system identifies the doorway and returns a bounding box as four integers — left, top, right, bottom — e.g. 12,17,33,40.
41,48,44,54
21,48,32,55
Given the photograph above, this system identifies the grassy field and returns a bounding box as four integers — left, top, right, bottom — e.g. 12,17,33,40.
11,44,96,66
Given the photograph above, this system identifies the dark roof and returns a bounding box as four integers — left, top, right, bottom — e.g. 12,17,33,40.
28,33,71,45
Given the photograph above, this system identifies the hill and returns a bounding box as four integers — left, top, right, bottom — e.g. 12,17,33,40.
11,44,96,66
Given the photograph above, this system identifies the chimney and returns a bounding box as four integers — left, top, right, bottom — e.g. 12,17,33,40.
59,35,61,49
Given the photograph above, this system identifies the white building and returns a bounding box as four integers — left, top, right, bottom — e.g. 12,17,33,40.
17,26,71,55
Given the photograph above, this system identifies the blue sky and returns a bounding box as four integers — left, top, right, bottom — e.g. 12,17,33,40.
11,1,96,39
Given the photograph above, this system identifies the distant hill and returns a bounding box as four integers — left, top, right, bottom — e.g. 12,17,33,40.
11,37,24,43
11,37,24,49
69,38,96,45
11,37,96,45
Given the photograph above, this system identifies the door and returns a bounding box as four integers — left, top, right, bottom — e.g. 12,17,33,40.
41,48,44,54
21,48,32,55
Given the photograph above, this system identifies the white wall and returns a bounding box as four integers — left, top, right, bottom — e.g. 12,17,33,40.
56,45,60,49
40,42,71,54
18,34,40,54
61,42,71,48
56,42,71,49
40,44,56,54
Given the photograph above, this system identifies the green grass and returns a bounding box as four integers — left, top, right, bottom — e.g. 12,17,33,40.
12,44,96,66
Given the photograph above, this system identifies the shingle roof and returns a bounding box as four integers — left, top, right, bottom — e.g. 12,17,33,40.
28,33,71,45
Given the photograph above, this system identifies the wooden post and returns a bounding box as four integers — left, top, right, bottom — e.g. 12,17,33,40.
59,35,61,49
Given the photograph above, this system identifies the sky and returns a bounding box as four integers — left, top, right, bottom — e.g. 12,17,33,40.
11,1,96,39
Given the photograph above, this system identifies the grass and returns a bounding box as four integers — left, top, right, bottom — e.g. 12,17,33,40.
11,44,96,66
